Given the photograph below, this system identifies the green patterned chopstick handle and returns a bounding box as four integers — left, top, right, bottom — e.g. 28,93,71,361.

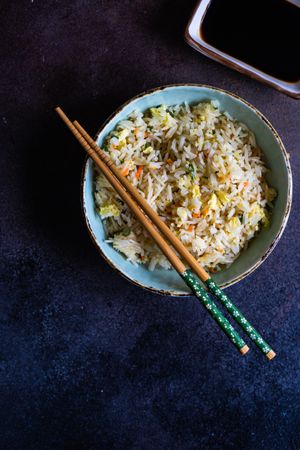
182,270,249,355
205,278,275,360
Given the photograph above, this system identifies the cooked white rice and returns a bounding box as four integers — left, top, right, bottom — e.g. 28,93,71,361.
94,101,276,272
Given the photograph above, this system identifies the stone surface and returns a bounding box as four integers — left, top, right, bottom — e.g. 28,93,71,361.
0,1,299,449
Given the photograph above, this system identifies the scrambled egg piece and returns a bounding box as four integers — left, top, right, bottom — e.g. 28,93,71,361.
99,204,120,218
178,176,192,190
228,217,240,230
150,106,176,129
177,207,188,222
208,193,220,210
118,129,129,140
249,204,263,218
216,190,229,205
249,204,269,227
113,129,130,148
192,185,200,198
142,145,153,154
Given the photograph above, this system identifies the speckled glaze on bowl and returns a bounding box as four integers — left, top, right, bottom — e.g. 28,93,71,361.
81,84,292,296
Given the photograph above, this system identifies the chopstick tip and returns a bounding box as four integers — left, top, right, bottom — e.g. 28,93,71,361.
55,106,65,118
266,350,276,360
240,345,249,355
55,107,70,125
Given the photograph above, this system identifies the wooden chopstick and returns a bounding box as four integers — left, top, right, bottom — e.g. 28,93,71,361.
56,106,249,355
72,119,276,360
56,106,276,360
73,121,209,281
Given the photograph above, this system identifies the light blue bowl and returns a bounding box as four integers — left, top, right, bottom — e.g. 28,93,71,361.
81,85,292,296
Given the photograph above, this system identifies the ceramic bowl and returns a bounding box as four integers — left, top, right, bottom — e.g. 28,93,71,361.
81,84,292,296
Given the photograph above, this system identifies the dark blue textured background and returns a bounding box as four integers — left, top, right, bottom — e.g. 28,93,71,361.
1,1,299,449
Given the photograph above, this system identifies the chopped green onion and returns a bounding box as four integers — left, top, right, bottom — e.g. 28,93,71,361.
122,227,130,236
186,163,195,179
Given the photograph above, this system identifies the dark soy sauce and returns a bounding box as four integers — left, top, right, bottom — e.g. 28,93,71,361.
201,0,300,82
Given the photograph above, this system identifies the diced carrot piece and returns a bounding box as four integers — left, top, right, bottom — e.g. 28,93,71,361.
243,181,249,188
202,207,209,216
166,158,173,164
135,165,143,179
192,212,201,218
188,224,194,232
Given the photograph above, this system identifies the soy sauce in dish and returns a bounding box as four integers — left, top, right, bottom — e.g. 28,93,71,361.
201,0,300,82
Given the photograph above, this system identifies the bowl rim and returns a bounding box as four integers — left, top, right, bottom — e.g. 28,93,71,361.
81,83,293,296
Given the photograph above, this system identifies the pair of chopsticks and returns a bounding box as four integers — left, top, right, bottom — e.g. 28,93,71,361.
56,106,275,360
